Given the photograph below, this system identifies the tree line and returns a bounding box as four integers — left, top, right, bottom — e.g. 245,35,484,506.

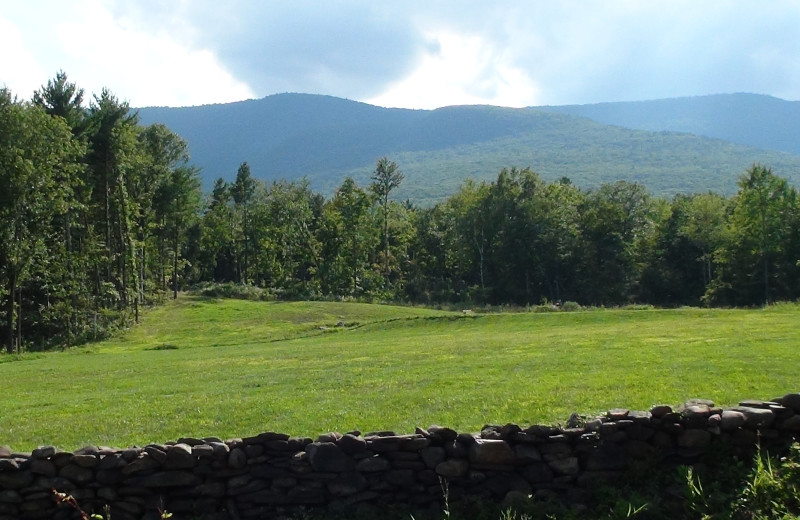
3,73,800,352
1,73,200,352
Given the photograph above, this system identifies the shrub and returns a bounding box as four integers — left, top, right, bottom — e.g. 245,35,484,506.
190,282,276,301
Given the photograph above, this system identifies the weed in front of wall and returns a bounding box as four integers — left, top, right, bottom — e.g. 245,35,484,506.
53,489,172,520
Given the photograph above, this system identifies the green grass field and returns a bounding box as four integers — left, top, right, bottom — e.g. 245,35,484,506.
1,298,799,451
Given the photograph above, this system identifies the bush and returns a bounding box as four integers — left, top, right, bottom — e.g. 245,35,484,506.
190,282,276,301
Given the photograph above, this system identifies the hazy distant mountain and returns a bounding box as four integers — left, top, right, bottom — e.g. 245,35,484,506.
137,93,800,204
539,93,800,156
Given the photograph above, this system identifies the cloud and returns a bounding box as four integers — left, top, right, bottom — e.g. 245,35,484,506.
1,0,254,106
107,0,431,101
367,31,541,109
482,0,800,105
4,0,800,108
0,14,48,97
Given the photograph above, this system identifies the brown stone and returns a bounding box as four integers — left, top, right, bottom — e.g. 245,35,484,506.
421,447,446,468
121,454,160,475
0,490,21,503
427,426,458,443
650,405,673,418
328,471,368,496
514,444,542,463
98,453,124,470
720,410,747,431
731,428,759,447
607,408,629,420
678,430,712,449
338,434,367,455
539,442,572,462
435,459,469,479
59,464,94,485
399,437,431,451
356,456,390,472
585,444,627,471
366,436,402,453
520,462,553,483
164,443,196,469
306,442,355,472
548,457,579,476
128,470,201,487
684,398,715,408
31,446,56,459
227,448,247,469
176,437,205,446
317,432,341,443
779,414,800,431
739,399,778,409
0,470,33,489
72,454,99,468
780,393,800,412
730,406,775,428
29,459,56,476
469,439,515,466
191,444,214,459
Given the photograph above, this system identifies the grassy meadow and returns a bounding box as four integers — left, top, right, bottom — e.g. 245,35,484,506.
1,298,799,451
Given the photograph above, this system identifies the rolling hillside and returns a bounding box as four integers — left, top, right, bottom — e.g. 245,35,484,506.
137,93,800,203
539,93,800,156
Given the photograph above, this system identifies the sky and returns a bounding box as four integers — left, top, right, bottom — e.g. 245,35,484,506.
2,1,800,110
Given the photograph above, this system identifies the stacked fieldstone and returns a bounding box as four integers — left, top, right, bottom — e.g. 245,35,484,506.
1,394,799,520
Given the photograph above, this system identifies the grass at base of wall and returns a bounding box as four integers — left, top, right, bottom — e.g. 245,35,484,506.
1,298,800,450
278,443,800,520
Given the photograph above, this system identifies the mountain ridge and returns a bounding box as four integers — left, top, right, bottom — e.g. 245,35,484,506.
136,93,800,203
538,93,800,155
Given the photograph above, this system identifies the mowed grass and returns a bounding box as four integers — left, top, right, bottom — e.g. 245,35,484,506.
1,298,799,451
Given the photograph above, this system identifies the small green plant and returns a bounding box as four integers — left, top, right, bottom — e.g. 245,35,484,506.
609,500,648,519
683,465,711,519
148,343,180,351
53,489,106,520
440,477,451,519
734,443,800,519
53,489,172,520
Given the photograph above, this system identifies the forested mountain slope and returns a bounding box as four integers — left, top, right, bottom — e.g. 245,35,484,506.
539,93,800,156
137,93,800,203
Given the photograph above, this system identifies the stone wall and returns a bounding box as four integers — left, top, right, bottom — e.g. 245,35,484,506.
1,394,800,520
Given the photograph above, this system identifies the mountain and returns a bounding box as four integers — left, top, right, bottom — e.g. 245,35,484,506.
538,93,800,156
137,93,800,204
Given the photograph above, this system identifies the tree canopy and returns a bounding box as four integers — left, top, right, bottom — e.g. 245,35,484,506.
4,73,800,353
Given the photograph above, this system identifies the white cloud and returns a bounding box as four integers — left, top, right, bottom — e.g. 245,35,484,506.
57,0,256,107
3,0,800,108
0,0,255,106
367,32,541,109
0,15,48,97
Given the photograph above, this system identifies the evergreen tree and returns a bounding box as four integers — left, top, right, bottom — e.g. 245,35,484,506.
0,91,83,352
370,157,404,286
231,162,257,284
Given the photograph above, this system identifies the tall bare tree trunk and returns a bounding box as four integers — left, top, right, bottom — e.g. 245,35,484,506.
173,221,180,300
5,270,16,354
